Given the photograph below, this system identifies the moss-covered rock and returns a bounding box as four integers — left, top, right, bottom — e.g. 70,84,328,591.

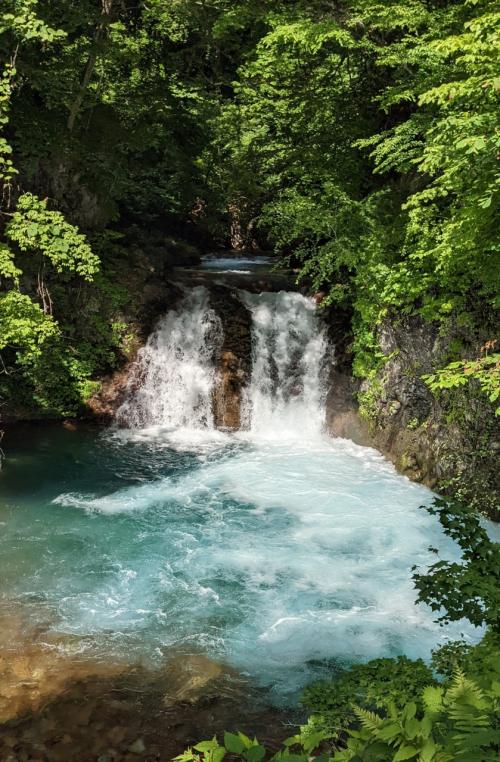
359,316,499,519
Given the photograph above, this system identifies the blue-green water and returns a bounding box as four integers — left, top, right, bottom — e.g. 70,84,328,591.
0,423,480,704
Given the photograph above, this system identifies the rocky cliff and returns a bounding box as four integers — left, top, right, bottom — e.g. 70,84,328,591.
327,315,499,520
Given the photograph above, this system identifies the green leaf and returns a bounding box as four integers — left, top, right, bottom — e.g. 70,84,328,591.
238,733,254,749
224,733,246,754
377,723,402,742
194,739,220,753
404,718,420,740
402,703,417,722
210,748,226,762
244,745,265,762
419,739,437,762
393,746,418,761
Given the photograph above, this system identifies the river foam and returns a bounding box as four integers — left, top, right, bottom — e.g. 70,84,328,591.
0,288,484,703
45,431,481,700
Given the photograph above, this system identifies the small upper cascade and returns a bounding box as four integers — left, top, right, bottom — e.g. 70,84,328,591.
241,291,330,441
116,286,222,430
115,285,330,441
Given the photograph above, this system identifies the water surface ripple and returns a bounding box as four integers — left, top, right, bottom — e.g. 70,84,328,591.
0,424,480,703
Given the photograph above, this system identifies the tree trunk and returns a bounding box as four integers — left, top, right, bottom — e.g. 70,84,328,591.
67,1,115,131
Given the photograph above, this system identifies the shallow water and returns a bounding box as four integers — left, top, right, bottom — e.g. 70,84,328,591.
0,422,481,706
200,254,274,273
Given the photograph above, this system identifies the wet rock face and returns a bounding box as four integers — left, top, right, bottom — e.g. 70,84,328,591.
213,350,247,430
87,354,141,422
321,305,374,447
324,311,499,518
209,285,252,431
326,371,372,447
87,282,185,423
368,317,463,489
363,316,498,518
375,317,438,427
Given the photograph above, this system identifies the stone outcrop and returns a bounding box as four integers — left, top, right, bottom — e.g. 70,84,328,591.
325,315,499,519
87,353,141,422
322,302,373,447
209,285,252,431
326,371,372,446
213,350,248,430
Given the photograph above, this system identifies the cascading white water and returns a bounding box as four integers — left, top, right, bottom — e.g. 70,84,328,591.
116,286,222,430
241,291,330,440
117,286,329,442
8,282,484,705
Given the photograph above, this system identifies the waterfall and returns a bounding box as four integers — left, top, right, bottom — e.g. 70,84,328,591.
241,291,330,440
116,286,222,430
116,286,330,441
39,286,478,701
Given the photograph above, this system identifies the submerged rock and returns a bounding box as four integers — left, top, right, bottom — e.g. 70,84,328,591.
162,654,235,707
127,738,146,754
0,622,126,725
0,603,290,761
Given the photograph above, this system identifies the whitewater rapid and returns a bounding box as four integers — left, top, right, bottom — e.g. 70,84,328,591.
0,286,483,703
116,286,222,431
240,291,329,440
49,432,478,700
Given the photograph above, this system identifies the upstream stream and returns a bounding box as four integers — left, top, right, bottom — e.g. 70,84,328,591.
0,257,484,759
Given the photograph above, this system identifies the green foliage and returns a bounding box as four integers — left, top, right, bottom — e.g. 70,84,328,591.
0,0,66,184
431,631,500,685
302,658,435,736
0,289,100,415
423,350,500,415
1,0,497,420
200,0,499,407
357,376,385,422
175,732,269,762
0,289,59,357
0,0,67,43
6,193,99,280
413,499,500,632
179,670,500,762
0,62,17,184
176,728,323,762
0,241,21,283
1,0,251,416
334,669,500,761
1,24,496,761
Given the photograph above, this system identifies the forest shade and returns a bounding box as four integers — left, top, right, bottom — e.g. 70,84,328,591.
0,0,498,415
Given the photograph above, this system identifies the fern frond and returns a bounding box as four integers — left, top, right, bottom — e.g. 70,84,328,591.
353,705,384,732
423,686,444,714
448,670,486,705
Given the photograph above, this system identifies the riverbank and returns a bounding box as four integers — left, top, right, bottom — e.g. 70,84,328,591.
0,602,293,762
